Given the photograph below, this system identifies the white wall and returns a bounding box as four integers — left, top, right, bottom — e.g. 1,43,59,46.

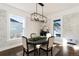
0,4,42,51
62,12,79,44
47,6,79,44
0,9,7,43
26,19,42,38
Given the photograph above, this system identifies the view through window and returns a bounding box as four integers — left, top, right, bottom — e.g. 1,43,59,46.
53,19,61,37
10,16,24,39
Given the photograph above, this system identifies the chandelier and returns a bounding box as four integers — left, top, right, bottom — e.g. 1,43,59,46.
31,3,47,23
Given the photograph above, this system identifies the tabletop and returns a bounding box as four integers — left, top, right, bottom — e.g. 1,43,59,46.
28,38,48,45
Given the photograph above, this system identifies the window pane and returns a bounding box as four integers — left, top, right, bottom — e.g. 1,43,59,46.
53,19,61,37
10,16,24,39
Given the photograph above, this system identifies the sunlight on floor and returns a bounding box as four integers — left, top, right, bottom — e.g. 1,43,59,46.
73,46,79,50
62,38,68,55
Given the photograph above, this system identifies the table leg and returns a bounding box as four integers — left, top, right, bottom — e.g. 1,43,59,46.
36,45,41,56
34,44,36,56
38,48,40,56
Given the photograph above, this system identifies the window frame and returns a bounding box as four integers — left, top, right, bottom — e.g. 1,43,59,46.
8,15,25,40
53,19,61,37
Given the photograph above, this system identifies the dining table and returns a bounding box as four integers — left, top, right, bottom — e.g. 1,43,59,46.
27,37,48,55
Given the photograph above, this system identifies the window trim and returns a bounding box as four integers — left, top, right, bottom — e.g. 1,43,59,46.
8,15,25,40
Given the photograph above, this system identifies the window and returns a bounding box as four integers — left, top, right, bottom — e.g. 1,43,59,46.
53,19,61,37
10,16,24,39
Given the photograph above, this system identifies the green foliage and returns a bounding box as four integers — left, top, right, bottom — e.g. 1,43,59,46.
30,36,47,41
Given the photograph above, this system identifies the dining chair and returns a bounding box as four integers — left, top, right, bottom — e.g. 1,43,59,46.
30,33,37,38
22,36,35,56
39,36,54,56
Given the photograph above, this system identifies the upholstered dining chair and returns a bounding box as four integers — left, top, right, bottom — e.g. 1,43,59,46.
30,33,37,38
39,36,54,56
22,36,35,56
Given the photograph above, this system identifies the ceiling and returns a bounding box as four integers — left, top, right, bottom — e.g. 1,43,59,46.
6,3,79,16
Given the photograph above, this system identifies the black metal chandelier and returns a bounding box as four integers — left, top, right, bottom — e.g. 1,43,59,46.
31,3,47,23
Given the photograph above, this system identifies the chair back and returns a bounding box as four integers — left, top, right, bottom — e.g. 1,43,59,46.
46,33,51,40
30,33,37,38
22,36,28,49
48,36,54,48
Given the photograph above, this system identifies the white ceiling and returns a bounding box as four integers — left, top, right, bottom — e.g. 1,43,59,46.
6,3,79,16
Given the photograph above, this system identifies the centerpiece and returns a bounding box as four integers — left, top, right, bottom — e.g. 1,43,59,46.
30,36,47,41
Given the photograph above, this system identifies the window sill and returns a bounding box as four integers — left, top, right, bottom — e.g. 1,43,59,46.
8,37,22,41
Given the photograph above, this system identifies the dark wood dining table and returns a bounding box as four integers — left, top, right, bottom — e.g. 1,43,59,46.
27,38,48,55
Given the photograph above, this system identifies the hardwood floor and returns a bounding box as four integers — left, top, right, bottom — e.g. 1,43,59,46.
0,45,79,56
0,45,23,56
0,45,62,56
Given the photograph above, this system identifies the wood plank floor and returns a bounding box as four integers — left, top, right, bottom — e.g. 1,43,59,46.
0,45,23,56
0,45,79,56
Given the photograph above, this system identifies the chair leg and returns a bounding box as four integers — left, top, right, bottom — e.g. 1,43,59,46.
23,51,25,56
46,52,48,56
34,51,35,56
23,48,25,56
27,53,29,56
51,48,52,56
34,45,36,56
39,48,40,56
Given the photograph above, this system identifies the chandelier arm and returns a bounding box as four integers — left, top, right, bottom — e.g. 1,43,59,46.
35,3,38,21
42,6,43,19
36,3,37,13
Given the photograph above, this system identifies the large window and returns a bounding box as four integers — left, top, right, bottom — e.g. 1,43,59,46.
53,19,61,37
10,16,24,39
